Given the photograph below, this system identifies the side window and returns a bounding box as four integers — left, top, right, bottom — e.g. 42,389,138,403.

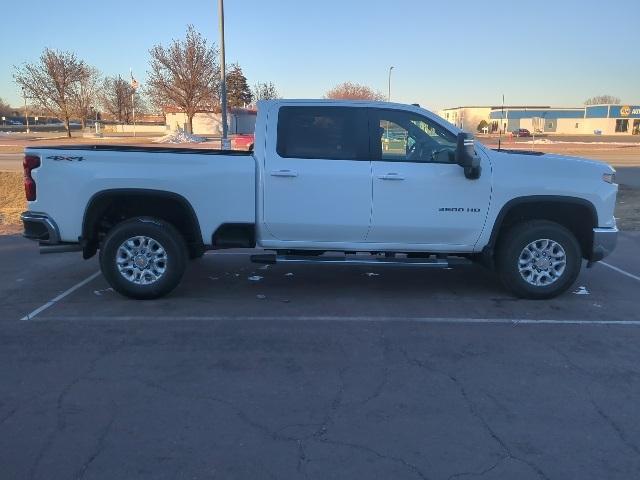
276,106,367,160
374,109,457,163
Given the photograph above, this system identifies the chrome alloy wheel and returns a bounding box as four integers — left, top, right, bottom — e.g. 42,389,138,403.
518,238,567,287
116,236,168,285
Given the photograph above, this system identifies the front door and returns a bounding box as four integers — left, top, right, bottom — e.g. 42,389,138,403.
368,108,491,249
263,105,372,243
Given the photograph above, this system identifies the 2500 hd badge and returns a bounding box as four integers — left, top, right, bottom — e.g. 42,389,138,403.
439,207,481,213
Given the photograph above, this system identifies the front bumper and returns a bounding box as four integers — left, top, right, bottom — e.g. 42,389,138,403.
590,226,618,262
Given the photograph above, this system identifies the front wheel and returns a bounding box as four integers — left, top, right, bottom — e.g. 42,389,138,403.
496,220,581,299
99,217,188,299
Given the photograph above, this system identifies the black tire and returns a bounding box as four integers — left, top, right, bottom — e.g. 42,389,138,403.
496,220,581,299
99,217,188,299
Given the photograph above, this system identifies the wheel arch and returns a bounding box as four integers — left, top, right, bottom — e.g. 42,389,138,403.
82,188,203,259
485,195,598,261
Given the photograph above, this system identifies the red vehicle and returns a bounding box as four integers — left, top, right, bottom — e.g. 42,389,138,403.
511,128,531,138
231,133,254,151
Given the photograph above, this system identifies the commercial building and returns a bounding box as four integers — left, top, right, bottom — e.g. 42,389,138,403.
438,106,550,132
489,108,584,135
582,105,640,136
438,104,640,136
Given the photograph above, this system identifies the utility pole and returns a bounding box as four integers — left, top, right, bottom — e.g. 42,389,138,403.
387,66,394,102
22,88,30,134
218,0,230,149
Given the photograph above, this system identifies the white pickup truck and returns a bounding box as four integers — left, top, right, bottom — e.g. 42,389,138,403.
21,100,618,299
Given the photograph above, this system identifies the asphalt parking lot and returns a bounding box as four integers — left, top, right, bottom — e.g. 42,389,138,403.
2,232,640,479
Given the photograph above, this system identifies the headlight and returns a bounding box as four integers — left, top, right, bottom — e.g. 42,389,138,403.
602,172,616,184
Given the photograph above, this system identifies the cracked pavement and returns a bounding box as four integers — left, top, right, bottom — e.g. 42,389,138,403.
1,234,640,479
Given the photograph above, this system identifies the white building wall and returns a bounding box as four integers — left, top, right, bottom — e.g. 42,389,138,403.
555,118,584,134
165,112,222,135
165,112,256,135
438,107,491,132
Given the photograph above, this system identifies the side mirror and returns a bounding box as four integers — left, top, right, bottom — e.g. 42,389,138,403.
455,132,481,180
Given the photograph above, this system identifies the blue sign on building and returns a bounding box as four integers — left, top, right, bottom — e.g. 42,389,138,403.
610,105,640,118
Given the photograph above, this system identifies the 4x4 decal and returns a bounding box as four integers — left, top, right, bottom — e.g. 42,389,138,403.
46,155,85,162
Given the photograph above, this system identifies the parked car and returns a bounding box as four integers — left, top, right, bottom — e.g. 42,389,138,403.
511,128,532,137
231,133,254,151
21,99,618,300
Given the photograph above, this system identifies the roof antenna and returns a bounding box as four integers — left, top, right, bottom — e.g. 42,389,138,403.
498,94,504,151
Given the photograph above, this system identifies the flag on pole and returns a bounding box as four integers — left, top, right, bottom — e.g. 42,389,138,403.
130,69,139,90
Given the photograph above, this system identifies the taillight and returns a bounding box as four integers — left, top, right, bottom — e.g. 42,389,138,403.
23,155,41,201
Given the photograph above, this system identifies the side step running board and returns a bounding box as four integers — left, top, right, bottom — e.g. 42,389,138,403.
251,253,470,268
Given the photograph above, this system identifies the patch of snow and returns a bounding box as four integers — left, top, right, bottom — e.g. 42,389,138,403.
285,272,294,277
258,265,270,270
93,287,114,296
365,272,380,277
248,275,263,281
153,129,206,144
573,286,590,295
208,276,219,281
516,139,638,146
256,294,266,299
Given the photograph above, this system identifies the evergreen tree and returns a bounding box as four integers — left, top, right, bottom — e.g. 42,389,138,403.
226,64,253,108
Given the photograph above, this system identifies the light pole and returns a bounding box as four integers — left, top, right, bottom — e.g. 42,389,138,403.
387,66,394,102
22,88,30,133
218,0,230,149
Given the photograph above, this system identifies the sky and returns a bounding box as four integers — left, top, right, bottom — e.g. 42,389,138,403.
1,0,639,112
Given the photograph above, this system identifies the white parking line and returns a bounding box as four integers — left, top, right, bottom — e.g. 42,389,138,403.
26,315,640,325
20,271,101,321
600,262,640,282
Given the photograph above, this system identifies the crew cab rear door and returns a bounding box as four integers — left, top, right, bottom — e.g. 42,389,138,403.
262,105,372,242
367,108,491,248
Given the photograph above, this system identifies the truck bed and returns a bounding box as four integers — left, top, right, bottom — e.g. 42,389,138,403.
25,144,256,244
29,144,253,156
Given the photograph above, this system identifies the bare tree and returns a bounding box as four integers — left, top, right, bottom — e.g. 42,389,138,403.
585,95,621,105
252,81,280,102
325,82,385,101
0,97,10,118
100,76,145,124
72,66,101,128
226,64,252,108
13,48,87,137
146,25,219,133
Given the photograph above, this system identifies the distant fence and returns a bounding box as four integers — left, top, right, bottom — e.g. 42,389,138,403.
0,124,82,133
102,124,169,134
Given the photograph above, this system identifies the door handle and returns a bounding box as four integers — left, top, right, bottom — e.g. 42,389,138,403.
270,169,298,178
378,173,405,180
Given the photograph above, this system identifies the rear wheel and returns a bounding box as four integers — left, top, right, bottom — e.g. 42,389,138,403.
496,220,581,299
99,217,187,299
